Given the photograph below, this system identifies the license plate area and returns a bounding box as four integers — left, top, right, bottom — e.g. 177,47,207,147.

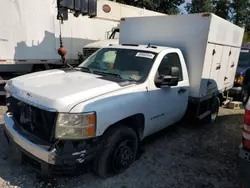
21,152,42,172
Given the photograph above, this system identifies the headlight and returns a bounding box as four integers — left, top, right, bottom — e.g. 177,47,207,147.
236,75,244,84
55,112,96,140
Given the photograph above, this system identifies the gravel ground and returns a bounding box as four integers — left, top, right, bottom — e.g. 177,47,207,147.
0,103,245,188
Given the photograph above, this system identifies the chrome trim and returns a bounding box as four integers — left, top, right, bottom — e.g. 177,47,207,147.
4,113,56,164
12,93,57,112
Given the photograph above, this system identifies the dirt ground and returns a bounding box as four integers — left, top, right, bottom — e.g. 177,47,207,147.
0,103,245,188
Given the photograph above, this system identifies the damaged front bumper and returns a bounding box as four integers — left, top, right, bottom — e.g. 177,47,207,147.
3,113,99,175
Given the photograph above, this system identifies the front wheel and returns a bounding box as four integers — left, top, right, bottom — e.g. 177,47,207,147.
241,86,250,106
93,125,139,178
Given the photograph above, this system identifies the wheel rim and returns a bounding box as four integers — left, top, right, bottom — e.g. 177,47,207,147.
211,111,218,122
210,97,219,122
242,90,249,104
111,139,134,173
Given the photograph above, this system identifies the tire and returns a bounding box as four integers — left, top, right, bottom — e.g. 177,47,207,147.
241,87,250,106
203,96,220,124
93,125,139,178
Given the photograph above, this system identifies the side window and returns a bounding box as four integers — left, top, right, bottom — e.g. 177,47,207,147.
157,53,183,81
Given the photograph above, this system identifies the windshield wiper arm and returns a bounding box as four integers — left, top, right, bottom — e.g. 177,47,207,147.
93,71,122,78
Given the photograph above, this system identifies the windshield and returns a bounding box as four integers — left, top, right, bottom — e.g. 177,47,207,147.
238,50,250,66
77,48,157,82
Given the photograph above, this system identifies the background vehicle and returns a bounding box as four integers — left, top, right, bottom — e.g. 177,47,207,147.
0,0,164,96
239,100,250,188
81,27,120,60
3,13,244,178
230,48,250,105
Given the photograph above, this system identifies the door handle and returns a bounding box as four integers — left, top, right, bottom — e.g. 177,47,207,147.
216,65,221,70
178,88,186,94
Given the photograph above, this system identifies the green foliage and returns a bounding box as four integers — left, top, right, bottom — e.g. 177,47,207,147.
230,0,250,27
213,0,230,20
185,0,215,14
185,0,250,29
112,0,250,39
113,0,184,15
154,0,185,14
243,32,249,43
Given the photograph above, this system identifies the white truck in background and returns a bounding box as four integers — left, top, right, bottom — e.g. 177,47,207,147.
81,26,120,59
0,0,163,89
81,1,166,60
3,13,244,178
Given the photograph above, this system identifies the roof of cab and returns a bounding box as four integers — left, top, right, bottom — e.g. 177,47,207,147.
104,44,175,53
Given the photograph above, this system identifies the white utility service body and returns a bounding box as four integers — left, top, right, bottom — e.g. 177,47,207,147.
120,13,244,99
3,13,244,178
0,0,163,73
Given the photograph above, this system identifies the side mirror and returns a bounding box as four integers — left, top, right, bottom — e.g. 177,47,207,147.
155,67,180,87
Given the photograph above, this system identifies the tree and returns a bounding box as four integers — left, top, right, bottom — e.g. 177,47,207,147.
113,0,184,15
230,0,250,42
112,0,153,9
214,0,230,20
185,0,215,14
230,0,249,27
154,0,185,15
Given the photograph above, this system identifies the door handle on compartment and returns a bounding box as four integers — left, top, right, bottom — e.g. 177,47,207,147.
216,65,221,70
178,88,187,94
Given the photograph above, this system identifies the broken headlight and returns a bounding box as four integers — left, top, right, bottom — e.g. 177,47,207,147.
55,112,96,140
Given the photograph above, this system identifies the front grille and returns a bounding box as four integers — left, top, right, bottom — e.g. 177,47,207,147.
82,48,99,59
8,97,57,143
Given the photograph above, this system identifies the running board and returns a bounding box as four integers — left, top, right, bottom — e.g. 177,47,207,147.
198,110,211,120
222,98,233,106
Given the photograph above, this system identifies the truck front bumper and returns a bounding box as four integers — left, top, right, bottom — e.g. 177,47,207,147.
239,146,250,188
229,86,242,96
3,113,99,175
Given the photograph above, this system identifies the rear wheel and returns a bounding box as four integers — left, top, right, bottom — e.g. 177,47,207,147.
93,125,139,178
203,96,220,124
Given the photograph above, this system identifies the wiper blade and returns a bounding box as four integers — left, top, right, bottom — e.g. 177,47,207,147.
78,67,93,73
94,71,122,78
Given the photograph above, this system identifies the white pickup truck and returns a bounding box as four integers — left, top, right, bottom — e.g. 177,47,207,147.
3,13,244,178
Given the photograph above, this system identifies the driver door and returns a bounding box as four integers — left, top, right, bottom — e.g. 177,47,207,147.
146,52,189,135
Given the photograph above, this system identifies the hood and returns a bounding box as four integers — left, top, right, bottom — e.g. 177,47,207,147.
84,39,118,48
236,66,249,75
5,69,124,112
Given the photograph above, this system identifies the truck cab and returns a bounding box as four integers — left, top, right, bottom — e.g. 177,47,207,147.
4,44,190,177
230,48,250,104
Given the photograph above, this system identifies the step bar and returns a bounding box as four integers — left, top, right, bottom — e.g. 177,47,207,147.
0,77,7,96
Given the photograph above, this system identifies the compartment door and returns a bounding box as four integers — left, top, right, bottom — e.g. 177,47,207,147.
224,47,240,87
208,45,223,90
217,46,231,91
